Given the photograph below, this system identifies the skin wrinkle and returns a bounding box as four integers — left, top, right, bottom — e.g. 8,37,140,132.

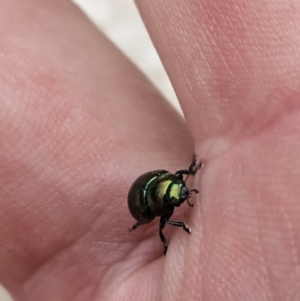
0,105,119,286
164,230,188,301
204,186,265,300
99,253,163,301
2,103,112,201
181,193,203,301
165,245,184,301
204,101,300,160
19,203,103,287
23,236,131,301
23,255,98,301
279,205,300,300
281,206,300,267
254,202,277,300
207,233,242,299
256,210,279,301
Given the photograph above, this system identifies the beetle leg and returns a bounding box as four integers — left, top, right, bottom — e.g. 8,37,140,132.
175,162,200,177
190,159,203,174
175,160,203,180
129,222,141,232
174,169,190,179
159,216,191,255
159,217,168,255
166,219,191,234
175,159,196,177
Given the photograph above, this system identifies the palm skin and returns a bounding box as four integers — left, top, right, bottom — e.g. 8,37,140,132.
1,0,300,300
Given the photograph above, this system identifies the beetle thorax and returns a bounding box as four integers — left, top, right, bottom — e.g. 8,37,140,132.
156,179,187,204
168,182,185,201
155,179,172,200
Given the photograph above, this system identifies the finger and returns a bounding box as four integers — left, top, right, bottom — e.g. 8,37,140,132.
135,1,300,301
0,0,193,298
136,0,300,154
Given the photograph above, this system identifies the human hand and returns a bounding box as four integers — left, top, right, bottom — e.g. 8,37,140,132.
1,0,300,300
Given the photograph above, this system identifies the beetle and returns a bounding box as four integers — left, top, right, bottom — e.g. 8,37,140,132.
128,159,202,255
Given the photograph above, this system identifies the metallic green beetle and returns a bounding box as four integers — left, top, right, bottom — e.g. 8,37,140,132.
128,159,202,255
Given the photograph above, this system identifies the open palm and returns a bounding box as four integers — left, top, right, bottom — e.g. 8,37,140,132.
1,0,300,300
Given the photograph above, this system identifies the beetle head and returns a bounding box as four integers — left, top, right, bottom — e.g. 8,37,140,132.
179,186,199,207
